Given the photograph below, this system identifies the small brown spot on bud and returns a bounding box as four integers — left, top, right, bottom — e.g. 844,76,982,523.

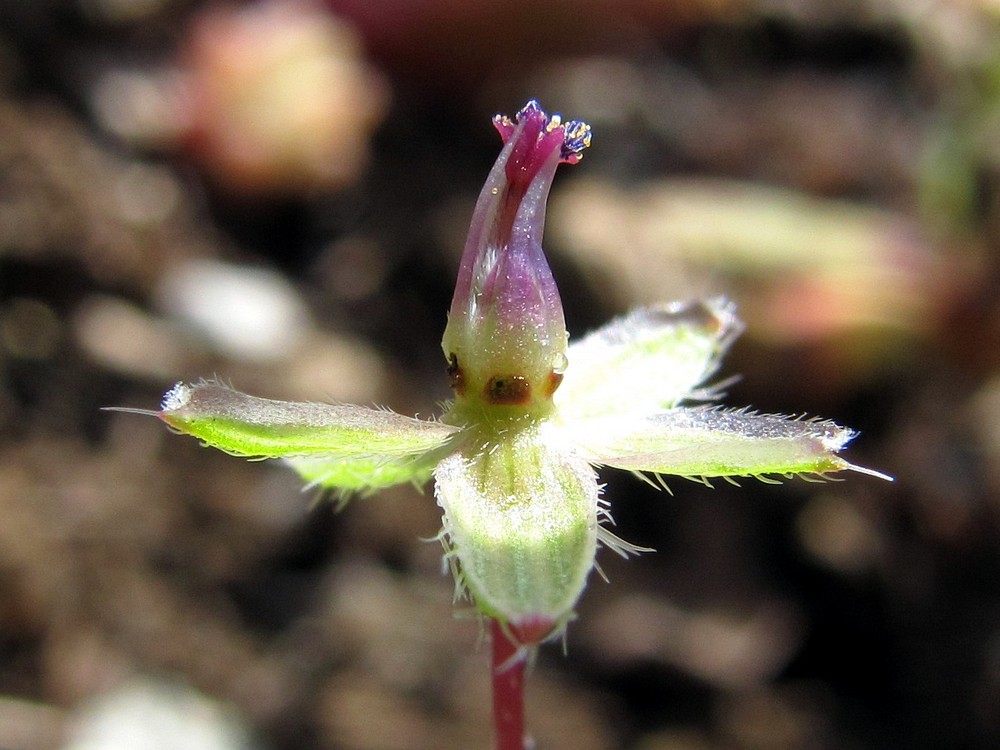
485,374,531,405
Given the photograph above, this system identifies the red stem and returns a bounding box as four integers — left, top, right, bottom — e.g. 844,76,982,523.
490,618,527,750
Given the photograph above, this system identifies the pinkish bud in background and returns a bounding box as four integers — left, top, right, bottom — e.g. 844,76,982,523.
178,0,388,195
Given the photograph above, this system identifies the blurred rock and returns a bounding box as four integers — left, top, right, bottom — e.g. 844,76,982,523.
795,492,883,575
155,258,309,363
73,295,190,380
154,257,389,402
0,695,66,750
62,677,258,750
277,328,388,405
715,684,835,750
1,297,62,361
581,594,804,689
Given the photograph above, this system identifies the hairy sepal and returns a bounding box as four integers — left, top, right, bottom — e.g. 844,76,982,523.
574,406,887,479
556,298,742,420
433,422,599,643
159,381,457,489
284,453,440,495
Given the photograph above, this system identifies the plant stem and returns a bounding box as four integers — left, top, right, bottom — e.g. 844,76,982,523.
491,618,527,750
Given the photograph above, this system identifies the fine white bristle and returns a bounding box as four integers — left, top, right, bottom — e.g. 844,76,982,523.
161,382,191,412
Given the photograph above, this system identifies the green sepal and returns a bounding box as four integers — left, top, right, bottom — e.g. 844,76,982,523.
573,406,891,480
159,381,458,491
556,298,742,420
433,422,599,634
285,453,438,495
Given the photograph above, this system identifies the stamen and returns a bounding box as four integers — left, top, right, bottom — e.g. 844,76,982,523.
560,120,592,162
492,100,592,164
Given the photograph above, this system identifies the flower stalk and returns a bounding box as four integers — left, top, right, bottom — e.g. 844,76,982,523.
491,619,528,750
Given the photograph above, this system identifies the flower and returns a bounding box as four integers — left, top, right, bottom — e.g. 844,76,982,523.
152,101,889,649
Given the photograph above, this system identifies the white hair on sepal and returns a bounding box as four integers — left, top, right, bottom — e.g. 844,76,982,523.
161,381,192,412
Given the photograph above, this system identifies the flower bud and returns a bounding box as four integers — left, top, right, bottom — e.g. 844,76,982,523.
442,100,590,416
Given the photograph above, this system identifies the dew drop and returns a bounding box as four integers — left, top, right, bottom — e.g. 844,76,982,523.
551,352,568,375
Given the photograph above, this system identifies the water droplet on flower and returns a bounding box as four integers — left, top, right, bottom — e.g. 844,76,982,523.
551,352,568,374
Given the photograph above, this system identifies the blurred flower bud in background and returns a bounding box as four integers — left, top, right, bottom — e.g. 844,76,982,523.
93,0,388,195
180,0,388,194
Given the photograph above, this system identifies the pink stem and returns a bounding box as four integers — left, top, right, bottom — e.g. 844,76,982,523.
490,618,527,750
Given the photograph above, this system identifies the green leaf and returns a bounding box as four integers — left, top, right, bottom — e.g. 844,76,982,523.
573,407,891,480
158,381,457,490
556,298,742,421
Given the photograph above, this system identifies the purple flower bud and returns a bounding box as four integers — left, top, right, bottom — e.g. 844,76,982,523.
442,101,590,414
